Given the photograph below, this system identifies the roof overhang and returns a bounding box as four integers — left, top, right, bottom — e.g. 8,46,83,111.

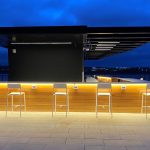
85,27,150,60
0,26,150,60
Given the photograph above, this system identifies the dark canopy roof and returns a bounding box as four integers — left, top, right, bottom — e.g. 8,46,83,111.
0,26,150,60
85,27,150,59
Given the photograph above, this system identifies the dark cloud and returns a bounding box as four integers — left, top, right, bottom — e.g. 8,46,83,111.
0,0,150,26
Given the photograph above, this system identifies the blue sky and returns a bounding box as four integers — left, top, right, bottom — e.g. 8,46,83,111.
0,0,150,66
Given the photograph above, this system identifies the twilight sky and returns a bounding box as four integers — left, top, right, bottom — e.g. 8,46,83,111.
0,0,150,66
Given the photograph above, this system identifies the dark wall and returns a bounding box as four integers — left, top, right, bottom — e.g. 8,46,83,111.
8,34,83,82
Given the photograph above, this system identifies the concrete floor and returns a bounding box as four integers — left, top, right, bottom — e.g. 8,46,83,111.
0,112,150,150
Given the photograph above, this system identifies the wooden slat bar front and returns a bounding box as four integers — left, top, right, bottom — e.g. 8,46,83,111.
0,82,148,113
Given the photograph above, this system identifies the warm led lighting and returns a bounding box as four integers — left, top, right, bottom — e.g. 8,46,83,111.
98,41,120,44
11,42,72,45
0,83,7,86
97,76,112,82
98,76,111,79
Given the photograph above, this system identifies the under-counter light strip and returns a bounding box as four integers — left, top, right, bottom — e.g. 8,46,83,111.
11,42,72,45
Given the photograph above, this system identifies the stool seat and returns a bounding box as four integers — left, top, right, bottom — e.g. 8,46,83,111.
98,92,111,96
54,92,67,95
8,92,25,95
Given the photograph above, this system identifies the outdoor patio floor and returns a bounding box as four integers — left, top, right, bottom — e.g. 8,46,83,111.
0,112,150,150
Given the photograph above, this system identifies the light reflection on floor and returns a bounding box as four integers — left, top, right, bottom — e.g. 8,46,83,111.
0,112,150,150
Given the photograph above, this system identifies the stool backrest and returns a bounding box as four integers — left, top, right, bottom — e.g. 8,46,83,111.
97,83,111,93
53,83,67,93
147,83,150,90
8,83,21,89
54,83,66,88
97,83,111,89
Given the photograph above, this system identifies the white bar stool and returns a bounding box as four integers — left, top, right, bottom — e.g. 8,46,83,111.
96,83,112,118
52,83,69,117
141,83,150,118
6,83,26,117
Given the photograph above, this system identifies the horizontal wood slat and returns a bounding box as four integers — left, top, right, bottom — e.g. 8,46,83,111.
0,83,149,113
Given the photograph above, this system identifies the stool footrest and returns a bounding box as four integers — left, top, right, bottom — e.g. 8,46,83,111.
97,105,110,106
142,106,150,108
56,105,67,107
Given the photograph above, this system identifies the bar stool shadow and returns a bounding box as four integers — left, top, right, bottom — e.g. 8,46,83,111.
6,83,26,117
52,83,69,117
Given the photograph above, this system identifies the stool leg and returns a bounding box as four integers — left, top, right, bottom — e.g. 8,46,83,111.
20,95,22,118
6,95,8,117
24,94,26,111
141,94,143,113
109,95,111,113
52,94,54,117
144,95,146,114
11,95,13,112
68,94,69,114
96,94,98,118
54,94,56,114
146,95,148,119
110,95,112,118
66,95,67,117
66,94,69,117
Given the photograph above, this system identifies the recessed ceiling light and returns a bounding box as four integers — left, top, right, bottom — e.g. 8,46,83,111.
96,47,114,49
97,44,116,46
95,49,111,51
98,41,120,44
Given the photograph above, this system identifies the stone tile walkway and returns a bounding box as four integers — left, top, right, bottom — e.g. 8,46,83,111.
0,112,150,150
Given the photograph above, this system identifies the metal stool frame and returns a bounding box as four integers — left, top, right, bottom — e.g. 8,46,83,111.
6,83,26,117
52,83,69,117
96,83,112,118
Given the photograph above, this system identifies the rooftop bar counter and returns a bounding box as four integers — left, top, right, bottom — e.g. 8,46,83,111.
0,82,150,113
